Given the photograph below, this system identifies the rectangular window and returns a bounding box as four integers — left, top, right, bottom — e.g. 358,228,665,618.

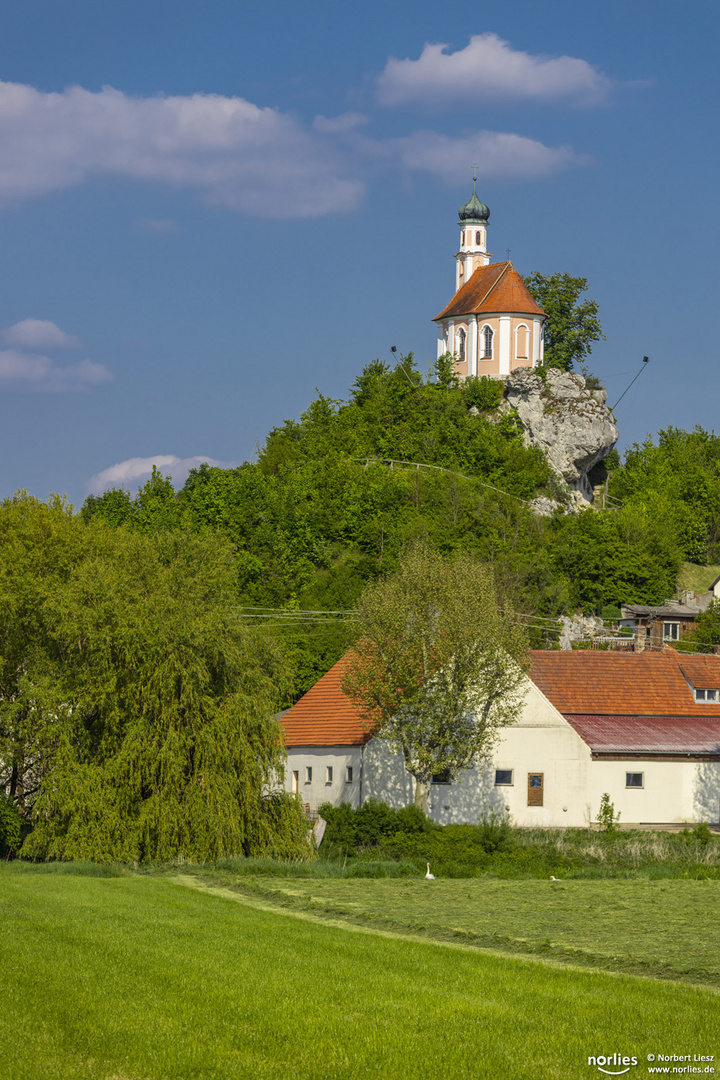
663,621,680,641
626,772,644,788
305,767,312,784
695,688,719,702
325,766,333,784
345,766,353,783
431,770,451,785
495,769,514,786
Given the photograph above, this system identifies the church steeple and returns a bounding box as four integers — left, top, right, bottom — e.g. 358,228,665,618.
455,172,491,292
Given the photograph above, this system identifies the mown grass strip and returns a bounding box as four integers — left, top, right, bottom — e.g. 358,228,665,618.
1,867,717,1080
176,871,720,987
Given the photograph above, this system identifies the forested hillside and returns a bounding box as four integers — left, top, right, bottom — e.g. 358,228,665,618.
83,359,720,698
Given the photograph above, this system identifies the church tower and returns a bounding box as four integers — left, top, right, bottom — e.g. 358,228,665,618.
434,181,546,379
455,174,491,292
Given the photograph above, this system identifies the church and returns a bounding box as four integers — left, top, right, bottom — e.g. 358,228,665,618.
434,178,546,379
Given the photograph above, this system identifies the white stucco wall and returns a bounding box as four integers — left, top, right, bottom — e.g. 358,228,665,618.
362,682,593,827
285,746,363,812
589,759,720,825
283,681,720,826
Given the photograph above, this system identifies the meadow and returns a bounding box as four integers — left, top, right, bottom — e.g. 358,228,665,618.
1,862,718,1080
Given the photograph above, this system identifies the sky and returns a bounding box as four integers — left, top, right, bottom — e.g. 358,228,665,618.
0,0,718,507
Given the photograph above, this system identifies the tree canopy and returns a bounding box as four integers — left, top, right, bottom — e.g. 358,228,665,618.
342,546,528,812
524,272,604,372
0,493,309,863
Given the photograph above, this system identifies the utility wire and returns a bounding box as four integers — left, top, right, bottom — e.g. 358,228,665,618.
610,356,650,411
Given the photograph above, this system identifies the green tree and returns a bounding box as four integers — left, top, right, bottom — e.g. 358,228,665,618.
676,599,720,653
524,272,604,372
0,495,309,863
341,545,528,813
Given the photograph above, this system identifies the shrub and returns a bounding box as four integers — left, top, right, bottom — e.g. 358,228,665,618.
318,800,431,854
596,793,620,834
463,376,503,411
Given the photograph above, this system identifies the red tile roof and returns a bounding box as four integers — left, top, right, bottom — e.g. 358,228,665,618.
529,649,720,718
564,715,720,755
433,261,546,322
281,655,376,748
280,648,720,753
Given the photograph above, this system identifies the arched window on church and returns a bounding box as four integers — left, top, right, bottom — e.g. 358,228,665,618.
476,230,481,245
456,327,466,360
482,325,493,359
515,324,528,360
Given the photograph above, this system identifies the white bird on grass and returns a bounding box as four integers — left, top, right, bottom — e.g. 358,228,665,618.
550,876,562,882
425,863,435,880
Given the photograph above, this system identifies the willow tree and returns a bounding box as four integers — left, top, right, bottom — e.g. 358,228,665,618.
0,494,308,863
342,546,528,813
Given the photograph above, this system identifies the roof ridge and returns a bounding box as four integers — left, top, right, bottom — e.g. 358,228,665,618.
474,260,510,311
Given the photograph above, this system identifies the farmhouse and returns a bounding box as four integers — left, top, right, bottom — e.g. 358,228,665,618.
280,649,720,828
433,175,546,379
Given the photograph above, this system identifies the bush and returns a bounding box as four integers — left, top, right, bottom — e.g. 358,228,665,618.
463,376,503,411
318,800,430,854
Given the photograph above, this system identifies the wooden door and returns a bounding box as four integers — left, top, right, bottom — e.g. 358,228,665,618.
527,773,543,807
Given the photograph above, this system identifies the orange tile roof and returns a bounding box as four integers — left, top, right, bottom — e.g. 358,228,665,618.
280,655,376,747
281,648,720,750
529,649,720,717
433,261,546,322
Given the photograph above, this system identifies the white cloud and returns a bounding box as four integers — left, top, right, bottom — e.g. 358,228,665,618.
87,454,236,495
377,33,614,107
0,320,112,392
0,80,364,217
396,130,589,183
0,349,113,392
3,318,80,348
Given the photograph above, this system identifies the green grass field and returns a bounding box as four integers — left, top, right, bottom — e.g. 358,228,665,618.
1,864,719,1080
183,871,720,985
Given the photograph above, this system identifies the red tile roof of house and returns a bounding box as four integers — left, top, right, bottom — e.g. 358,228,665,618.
281,655,376,748
529,649,720,717
564,715,720,755
433,261,546,322
280,648,720,753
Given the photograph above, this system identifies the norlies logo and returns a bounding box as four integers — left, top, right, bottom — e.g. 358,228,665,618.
588,1054,639,1075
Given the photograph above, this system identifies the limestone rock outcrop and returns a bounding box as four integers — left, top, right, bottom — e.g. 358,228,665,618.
504,369,618,508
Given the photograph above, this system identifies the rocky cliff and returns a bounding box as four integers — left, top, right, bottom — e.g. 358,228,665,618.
504,368,618,511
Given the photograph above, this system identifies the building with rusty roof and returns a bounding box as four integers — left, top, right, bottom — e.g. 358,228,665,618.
432,177,546,380
280,648,720,827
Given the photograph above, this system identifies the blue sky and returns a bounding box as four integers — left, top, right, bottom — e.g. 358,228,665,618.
0,0,717,506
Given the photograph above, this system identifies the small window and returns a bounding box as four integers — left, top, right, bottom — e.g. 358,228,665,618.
431,770,451,785
456,327,466,360
626,772,644,788
695,688,719,702
345,766,353,783
482,325,493,359
305,767,312,784
325,766,333,784
475,230,481,245
516,324,528,360
663,621,680,641
495,769,513,786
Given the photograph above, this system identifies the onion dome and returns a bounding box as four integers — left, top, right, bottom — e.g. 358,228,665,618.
458,179,490,224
